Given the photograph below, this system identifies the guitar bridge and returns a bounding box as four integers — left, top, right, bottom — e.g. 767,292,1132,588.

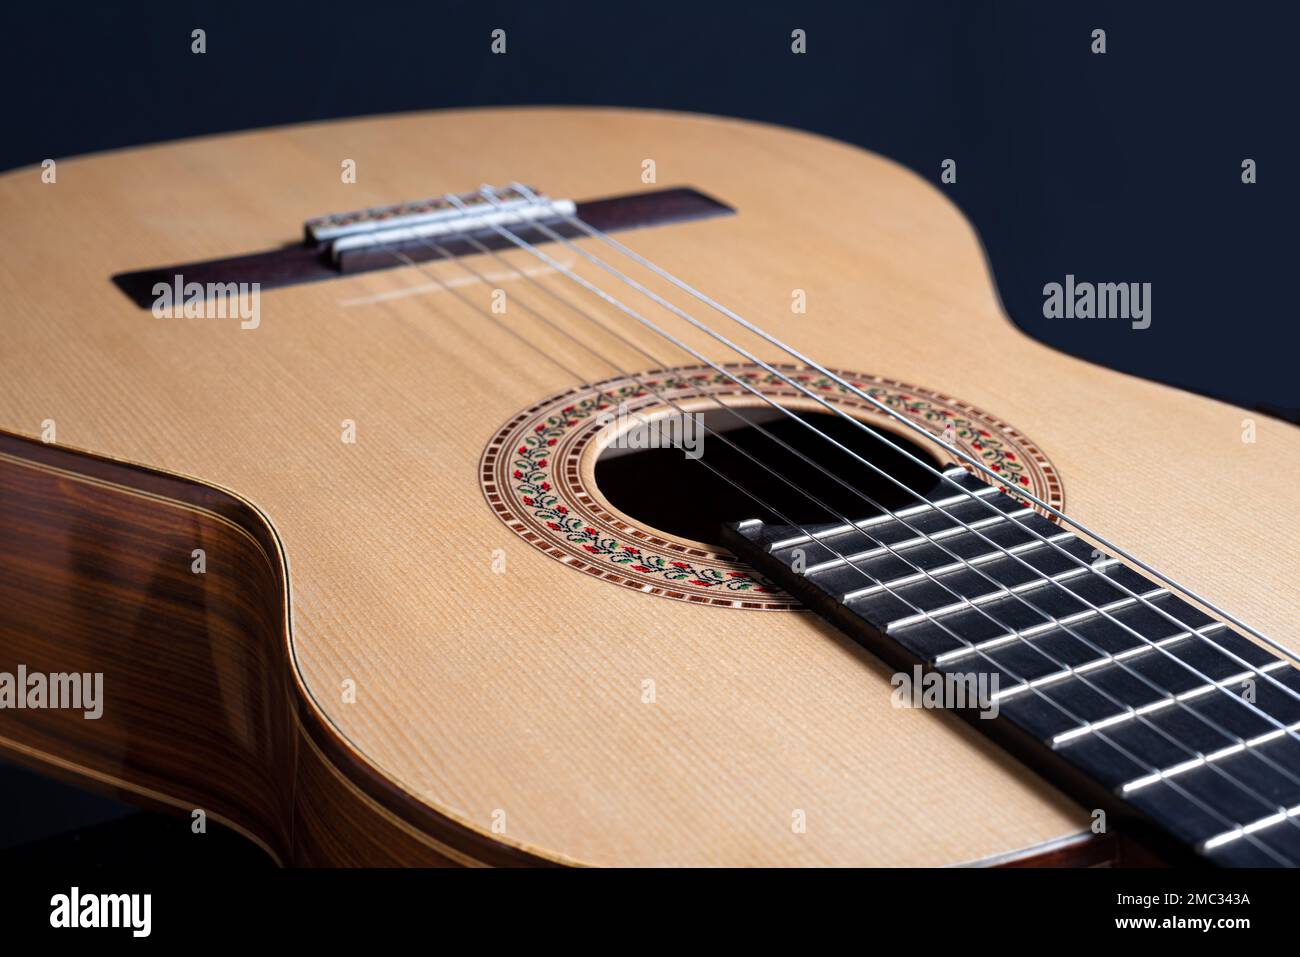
304,185,577,270
111,185,732,308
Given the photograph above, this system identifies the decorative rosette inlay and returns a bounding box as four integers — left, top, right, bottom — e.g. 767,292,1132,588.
480,364,1063,610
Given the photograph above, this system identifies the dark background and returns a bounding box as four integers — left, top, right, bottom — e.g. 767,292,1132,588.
2,0,1295,864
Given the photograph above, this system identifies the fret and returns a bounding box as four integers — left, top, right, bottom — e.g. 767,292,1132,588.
842,530,1076,598
766,469,1030,557
777,465,999,547
884,560,1125,630
1121,780,1293,866
873,563,1160,650
991,625,1222,698
767,465,992,548
801,508,1049,583
959,647,1300,866
1046,660,1290,745
1084,638,1282,710
797,511,1046,598
1006,653,1300,865
1164,673,1300,745
722,472,1300,866
994,655,1287,747
1172,771,1300,861
772,503,1031,574
840,531,1075,602
935,594,1221,666
1205,804,1300,850
1121,720,1300,793
1202,803,1300,867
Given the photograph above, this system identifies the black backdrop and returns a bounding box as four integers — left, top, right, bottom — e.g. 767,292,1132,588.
2,0,1296,859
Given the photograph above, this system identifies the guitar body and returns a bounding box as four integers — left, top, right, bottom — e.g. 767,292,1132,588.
1,108,1296,866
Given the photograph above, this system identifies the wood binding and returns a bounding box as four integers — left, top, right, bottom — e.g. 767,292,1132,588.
987,830,1164,868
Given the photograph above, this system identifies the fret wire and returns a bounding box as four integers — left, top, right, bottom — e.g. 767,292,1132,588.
994,621,1230,700
1204,801,1300,855
489,186,1300,784
403,206,1299,863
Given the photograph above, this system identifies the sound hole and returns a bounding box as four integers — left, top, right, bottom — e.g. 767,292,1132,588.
594,406,946,549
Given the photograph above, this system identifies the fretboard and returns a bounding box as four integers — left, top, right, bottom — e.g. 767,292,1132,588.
722,466,1300,866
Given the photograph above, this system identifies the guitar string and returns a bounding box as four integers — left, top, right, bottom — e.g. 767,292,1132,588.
463,190,1300,778
410,217,1300,859
508,184,1292,665
487,186,1300,730
369,234,1296,863
461,195,1300,853
380,242,1293,866
502,184,1300,685
425,217,1300,840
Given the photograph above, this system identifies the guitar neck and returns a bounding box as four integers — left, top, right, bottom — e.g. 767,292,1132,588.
723,467,1300,866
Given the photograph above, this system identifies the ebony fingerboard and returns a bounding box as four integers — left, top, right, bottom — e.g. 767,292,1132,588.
721,466,1300,867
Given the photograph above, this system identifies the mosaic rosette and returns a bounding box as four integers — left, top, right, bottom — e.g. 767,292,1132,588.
481,364,1063,610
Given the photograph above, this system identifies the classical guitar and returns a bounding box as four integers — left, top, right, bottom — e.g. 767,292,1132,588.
2,108,1298,867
